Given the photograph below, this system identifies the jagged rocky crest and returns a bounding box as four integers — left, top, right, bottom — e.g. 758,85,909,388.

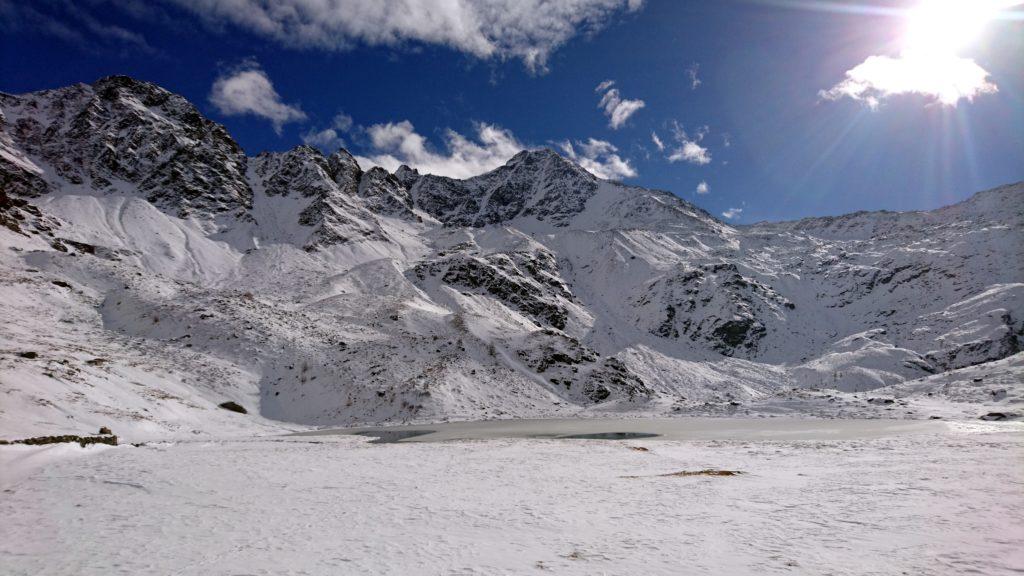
1,76,251,218
412,149,600,227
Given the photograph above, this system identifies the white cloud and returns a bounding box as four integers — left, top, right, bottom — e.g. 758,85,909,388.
820,52,998,108
331,112,354,133
722,207,742,219
209,61,306,134
595,80,645,129
696,181,709,195
668,141,711,165
559,138,637,180
171,0,644,72
687,63,701,90
301,111,356,151
651,131,665,151
302,128,344,151
666,124,711,165
306,113,637,181
355,121,524,179
820,0,1013,108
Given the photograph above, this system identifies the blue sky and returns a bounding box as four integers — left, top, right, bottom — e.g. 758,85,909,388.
2,0,1022,222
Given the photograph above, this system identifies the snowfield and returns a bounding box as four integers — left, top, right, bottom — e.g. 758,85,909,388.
2,421,1023,575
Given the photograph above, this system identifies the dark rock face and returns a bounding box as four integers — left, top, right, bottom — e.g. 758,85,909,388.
1,76,252,218
926,315,1023,371
358,167,416,219
637,263,792,357
585,357,649,402
1,434,118,447
251,146,396,248
0,188,54,236
823,261,939,310
410,236,653,404
413,248,573,330
515,330,650,404
979,412,1016,421
327,149,362,195
0,152,49,198
1,106,50,197
713,318,767,350
218,401,248,414
412,149,599,227
250,146,430,248
393,165,421,189
255,145,338,201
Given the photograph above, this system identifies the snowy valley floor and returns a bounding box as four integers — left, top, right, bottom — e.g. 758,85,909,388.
2,419,1023,576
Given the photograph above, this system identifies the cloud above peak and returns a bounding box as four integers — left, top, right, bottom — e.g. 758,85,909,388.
302,112,356,151
171,0,644,72
559,138,637,180
595,80,645,129
355,121,524,179
209,61,306,133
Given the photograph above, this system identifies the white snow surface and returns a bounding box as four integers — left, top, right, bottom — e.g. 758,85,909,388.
1,423,1022,575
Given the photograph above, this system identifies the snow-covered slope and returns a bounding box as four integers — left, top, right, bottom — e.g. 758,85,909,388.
1,76,1021,439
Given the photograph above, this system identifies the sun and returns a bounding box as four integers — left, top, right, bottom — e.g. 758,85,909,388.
903,0,1003,58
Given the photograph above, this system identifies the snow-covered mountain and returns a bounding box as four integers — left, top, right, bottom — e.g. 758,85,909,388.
2,76,1021,438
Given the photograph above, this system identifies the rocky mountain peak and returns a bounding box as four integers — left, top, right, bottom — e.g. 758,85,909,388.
253,145,334,199
2,75,252,221
394,164,421,189
410,147,598,228
507,146,565,165
93,75,172,105
503,147,592,181
326,149,361,195
358,166,417,219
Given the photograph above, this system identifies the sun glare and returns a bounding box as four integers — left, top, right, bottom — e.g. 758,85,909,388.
903,0,1003,58
816,0,1019,106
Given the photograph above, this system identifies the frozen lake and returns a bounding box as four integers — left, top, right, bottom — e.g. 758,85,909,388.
299,416,949,443
3,420,1022,575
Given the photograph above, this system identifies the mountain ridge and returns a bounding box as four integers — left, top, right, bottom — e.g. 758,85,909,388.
1,76,1021,438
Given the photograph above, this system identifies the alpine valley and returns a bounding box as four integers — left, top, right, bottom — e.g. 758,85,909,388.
2,76,1022,439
